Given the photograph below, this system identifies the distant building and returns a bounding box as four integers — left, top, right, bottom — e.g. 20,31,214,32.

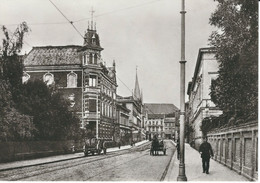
23,22,118,140
144,103,179,139
117,71,144,142
116,103,131,144
164,113,176,139
187,47,222,148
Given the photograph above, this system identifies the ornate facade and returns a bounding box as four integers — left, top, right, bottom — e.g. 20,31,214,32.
23,24,117,140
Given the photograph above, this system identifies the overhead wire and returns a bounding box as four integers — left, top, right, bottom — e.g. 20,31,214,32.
115,69,167,118
73,0,162,23
1,0,163,27
48,0,84,38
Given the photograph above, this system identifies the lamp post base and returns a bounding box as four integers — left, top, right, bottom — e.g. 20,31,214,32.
177,163,187,181
177,175,187,181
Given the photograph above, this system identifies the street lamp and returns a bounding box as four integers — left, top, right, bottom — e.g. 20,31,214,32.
177,0,187,181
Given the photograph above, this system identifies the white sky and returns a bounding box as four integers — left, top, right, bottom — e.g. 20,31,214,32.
0,0,218,108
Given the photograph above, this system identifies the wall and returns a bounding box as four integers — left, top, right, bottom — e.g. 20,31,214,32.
0,140,84,163
207,121,258,181
202,52,218,100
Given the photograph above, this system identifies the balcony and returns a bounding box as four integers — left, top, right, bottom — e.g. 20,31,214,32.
192,99,217,118
84,112,100,119
84,87,100,93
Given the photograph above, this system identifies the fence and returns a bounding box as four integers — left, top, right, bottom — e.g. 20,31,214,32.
207,121,258,181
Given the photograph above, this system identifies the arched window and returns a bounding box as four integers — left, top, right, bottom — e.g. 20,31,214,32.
22,72,30,83
89,53,93,64
43,73,54,86
83,54,86,65
94,53,98,64
67,72,77,88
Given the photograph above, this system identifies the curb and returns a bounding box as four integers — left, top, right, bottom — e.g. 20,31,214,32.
0,154,85,172
0,140,150,172
163,140,178,181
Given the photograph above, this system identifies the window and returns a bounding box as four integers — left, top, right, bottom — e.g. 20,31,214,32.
67,72,77,88
89,75,96,87
43,73,54,86
94,54,98,64
89,99,96,112
83,54,86,65
22,72,30,83
89,53,93,64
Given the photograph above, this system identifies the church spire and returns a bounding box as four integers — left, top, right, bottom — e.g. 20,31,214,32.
134,66,141,101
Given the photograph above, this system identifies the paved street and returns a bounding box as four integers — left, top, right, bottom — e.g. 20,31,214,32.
0,140,176,181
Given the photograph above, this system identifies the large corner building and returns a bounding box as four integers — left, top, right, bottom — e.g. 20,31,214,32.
23,23,118,140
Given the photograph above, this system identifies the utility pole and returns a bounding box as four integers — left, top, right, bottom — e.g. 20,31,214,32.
177,0,187,181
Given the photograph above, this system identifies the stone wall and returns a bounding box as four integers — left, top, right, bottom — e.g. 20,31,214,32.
0,140,84,163
207,121,258,181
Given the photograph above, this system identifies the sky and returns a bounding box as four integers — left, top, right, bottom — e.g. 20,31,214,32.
0,0,218,108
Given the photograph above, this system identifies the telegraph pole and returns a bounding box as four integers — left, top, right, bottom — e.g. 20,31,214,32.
177,0,187,181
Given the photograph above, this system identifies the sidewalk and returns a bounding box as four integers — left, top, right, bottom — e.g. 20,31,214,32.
0,140,149,172
165,143,249,181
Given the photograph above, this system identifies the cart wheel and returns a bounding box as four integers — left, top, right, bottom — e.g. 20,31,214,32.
98,150,101,155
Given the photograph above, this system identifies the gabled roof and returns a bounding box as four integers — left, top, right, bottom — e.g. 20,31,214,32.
144,103,179,114
23,45,83,66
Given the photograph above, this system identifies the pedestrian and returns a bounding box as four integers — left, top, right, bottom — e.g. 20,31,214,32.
118,141,121,149
199,136,214,174
103,140,107,155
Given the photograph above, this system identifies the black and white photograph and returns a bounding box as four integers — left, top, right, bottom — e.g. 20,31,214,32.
0,0,258,181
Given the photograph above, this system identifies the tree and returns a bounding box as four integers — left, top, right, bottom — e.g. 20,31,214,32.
209,0,258,121
18,80,82,140
1,22,30,105
0,22,35,141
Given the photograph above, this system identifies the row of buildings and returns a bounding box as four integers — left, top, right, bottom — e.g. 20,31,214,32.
186,47,222,144
22,22,179,144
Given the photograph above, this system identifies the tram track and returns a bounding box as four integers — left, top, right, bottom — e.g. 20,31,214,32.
83,140,176,181
0,142,151,181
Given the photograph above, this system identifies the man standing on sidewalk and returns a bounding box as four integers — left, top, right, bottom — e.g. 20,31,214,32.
199,137,214,174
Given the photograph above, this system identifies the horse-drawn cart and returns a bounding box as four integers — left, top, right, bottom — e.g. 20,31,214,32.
150,139,166,156
83,138,107,156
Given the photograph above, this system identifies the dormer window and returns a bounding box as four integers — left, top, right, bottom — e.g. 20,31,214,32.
43,73,54,86
67,72,77,88
92,34,96,45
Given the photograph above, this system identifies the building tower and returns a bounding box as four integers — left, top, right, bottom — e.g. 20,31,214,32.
82,8,117,139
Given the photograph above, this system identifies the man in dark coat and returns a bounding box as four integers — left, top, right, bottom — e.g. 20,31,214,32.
199,137,214,174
